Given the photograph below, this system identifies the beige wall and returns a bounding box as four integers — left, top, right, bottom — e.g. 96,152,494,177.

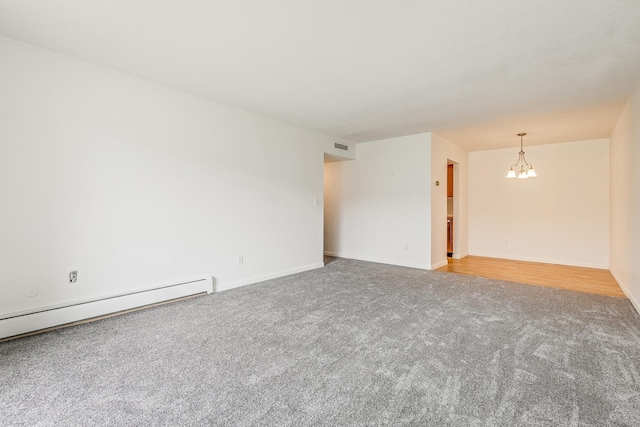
610,81,640,312
468,138,610,268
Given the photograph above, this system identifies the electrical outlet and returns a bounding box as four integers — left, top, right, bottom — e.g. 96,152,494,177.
69,270,78,283
237,255,243,266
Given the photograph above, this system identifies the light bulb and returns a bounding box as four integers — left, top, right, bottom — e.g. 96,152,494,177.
527,167,537,177
506,169,516,178
518,170,528,179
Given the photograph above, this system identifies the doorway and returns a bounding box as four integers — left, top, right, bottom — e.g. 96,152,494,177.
323,153,348,263
447,161,455,258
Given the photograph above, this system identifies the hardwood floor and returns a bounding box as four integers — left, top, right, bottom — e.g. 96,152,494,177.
436,256,626,298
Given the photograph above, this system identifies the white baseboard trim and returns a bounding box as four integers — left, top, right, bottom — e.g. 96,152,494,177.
216,263,324,292
610,270,640,315
0,277,214,340
452,252,469,260
323,251,340,257
323,251,429,270
468,252,609,270
431,260,449,269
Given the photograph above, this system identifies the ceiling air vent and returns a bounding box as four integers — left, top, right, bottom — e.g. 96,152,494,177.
334,142,348,151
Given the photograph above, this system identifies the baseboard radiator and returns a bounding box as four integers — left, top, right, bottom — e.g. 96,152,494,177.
0,277,215,340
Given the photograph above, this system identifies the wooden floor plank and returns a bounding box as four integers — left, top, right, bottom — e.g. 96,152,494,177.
436,256,626,298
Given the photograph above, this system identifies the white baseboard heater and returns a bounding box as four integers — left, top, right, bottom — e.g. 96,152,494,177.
0,277,215,340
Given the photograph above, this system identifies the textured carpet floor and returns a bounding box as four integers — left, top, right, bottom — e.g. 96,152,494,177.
1,257,640,426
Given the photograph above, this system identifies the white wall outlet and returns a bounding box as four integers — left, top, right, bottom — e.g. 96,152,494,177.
69,270,78,283
25,288,39,298
237,255,243,266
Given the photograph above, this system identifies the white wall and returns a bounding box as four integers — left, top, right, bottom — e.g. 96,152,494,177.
610,81,640,312
324,133,431,269
468,139,610,268
0,36,330,316
431,133,469,268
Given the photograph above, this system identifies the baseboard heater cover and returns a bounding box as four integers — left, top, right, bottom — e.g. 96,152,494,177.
0,277,214,340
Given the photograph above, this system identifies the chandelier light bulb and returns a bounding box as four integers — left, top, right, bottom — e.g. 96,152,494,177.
506,133,537,179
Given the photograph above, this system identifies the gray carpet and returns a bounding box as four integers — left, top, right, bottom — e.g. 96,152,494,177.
1,257,640,426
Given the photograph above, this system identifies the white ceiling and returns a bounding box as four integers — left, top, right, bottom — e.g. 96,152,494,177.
1,1,639,150
437,100,627,151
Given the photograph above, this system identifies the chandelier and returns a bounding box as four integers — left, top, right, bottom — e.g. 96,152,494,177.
506,133,537,179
